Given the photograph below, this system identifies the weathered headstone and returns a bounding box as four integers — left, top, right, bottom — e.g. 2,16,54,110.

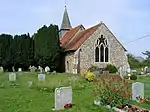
54,86,72,110
9,73,16,81
0,66,4,73
29,66,37,72
18,68,22,72
127,67,131,73
12,66,15,72
132,82,144,100
103,71,109,75
93,71,100,77
38,74,45,81
52,71,56,75
27,81,33,87
128,74,131,80
147,67,150,73
38,66,43,73
45,66,50,72
119,67,123,78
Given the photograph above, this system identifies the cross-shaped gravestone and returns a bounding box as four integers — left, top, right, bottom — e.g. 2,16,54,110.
9,73,16,81
53,86,72,110
38,74,45,81
132,82,144,100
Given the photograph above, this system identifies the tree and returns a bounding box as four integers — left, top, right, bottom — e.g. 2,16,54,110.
0,34,13,70
142,51,150,60
127,53,141,69
34,24,60,71
12,34,33,70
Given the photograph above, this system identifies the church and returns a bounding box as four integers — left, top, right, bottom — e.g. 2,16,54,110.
59,7,130,74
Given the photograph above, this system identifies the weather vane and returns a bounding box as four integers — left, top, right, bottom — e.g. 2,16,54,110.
65,0,67,7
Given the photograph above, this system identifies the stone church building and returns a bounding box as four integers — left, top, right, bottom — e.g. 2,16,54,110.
59,7,130,74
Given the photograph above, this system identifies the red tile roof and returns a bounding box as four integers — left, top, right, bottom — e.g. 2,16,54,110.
60,24,83,47
60,22,127,52
64,23,100,51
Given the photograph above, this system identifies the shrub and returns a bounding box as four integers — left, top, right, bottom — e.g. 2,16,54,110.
130,74,137,80
94,74,131,107
106,64,117,73
85,71,96,82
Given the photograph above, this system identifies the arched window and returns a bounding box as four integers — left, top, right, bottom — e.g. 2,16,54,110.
67,61,69,71
95,35,109,62
95,47,99,62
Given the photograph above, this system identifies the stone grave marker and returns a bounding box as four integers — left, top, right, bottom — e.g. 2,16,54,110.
93,71,100,77
45,66,50,73
0,66,4,73
132,82,144,100
29,66,37,72
53,86,72,110
18,68,22,72
27,81,33,87
9,73,16,81
103,71,109,75
38,74,45,81
147,67,150,73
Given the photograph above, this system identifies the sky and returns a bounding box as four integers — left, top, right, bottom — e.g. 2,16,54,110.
0,0,150,57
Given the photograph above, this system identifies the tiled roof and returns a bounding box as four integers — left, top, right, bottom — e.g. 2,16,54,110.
60,25,83,47
64,23,101,51
60,22,127,52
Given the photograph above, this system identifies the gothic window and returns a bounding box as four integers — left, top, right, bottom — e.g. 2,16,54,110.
67,61,69,71
95,35,109,62
95,47,99,62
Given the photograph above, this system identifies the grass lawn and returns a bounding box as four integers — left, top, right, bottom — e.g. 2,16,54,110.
0,72,115,112
130,75,150,110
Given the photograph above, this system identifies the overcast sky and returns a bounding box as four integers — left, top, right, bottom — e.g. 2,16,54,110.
0,0,150,57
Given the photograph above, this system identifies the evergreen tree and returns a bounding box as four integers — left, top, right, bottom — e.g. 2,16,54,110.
34,24,60,71
0,34,13,70
12,34,33,70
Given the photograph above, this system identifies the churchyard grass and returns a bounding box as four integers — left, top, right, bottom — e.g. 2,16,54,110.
130,75,150,109
0,72,114,112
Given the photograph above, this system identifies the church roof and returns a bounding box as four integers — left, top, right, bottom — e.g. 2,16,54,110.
64,23,100,51
60,22,127,52
60,7,72,30
60,24,83,47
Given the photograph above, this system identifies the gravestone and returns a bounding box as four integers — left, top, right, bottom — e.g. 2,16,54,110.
9,73,16,81
132,82,144,100
127,67,131,73
12,66,15,72
119,67,123,78
52,71,56,75
29,66,37,72
38,74,45,81
93,71,100,77
54,86,72,110
0,66,4,73
18,68,22,72
103,71,109,75
45,66,50,72
38,66,43,73
27,81,33,87
147,67,150,73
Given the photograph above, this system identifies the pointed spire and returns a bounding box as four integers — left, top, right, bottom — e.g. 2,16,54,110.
60,6,72,30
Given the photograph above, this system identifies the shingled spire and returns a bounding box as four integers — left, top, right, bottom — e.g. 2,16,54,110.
59,6,72,38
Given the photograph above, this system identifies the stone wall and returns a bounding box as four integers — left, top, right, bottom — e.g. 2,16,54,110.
78,23,129,73
65,53,74,73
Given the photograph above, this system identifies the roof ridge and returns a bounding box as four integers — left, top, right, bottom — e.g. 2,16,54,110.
64,23,101,51
63,25,84,48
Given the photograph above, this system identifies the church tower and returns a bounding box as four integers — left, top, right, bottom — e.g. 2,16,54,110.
59,6,72,38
